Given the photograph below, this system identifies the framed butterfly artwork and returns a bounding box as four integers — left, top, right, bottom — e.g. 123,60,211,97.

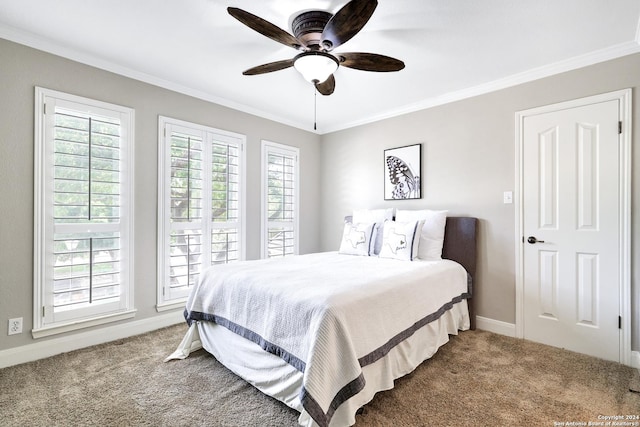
384,144,422,200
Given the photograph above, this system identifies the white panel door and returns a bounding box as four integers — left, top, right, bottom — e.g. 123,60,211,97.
522,100,620,362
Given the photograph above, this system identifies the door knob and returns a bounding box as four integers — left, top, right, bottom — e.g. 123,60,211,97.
527,236,545,244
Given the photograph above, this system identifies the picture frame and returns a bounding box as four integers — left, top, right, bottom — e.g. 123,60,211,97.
384,143,422,200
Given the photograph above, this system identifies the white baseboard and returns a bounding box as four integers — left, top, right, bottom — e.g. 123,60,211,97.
632,351,640,370
0,310,185,369
475,316,516,337
476,317,640,370
2,313,637,371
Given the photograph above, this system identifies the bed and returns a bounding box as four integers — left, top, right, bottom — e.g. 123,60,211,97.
167,215,478,427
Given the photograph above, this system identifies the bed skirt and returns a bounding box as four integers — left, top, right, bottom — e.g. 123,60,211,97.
166,299,469,427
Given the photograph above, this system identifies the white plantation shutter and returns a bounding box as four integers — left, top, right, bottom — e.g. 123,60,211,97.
211,141,241,263
158,117,245,306
168,131,205,298
262,141,299,258
34,88,135,335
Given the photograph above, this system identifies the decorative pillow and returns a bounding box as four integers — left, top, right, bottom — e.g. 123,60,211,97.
378,220,423,261
338,222,378,256
352,208,394,255
395,209,448,260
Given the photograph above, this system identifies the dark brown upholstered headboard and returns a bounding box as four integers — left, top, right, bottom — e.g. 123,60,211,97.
343,215,478,330
442,217,478,330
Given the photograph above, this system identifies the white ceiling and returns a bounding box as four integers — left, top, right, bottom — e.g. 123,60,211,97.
1,0,639,134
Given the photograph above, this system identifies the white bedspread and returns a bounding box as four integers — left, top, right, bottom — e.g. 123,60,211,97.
183,251,469,427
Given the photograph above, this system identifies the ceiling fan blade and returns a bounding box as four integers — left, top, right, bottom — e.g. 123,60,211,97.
243,59,295,75
321,0,378,51
228,7,302,50
315,74,335,95
338,52,405,72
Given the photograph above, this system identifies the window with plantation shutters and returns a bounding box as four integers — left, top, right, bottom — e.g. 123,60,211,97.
158,117,245,308
261,141,299,258
33,87,135,337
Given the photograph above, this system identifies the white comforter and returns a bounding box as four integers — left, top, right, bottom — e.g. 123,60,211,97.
183,251,469,427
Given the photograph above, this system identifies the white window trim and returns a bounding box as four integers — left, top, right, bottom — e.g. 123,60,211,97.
157,116,246,311
33,87,136,338
261,140,300,259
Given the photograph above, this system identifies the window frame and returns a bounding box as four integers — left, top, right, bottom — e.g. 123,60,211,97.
33,87,136,338
261,140,300,259
157,116,246,310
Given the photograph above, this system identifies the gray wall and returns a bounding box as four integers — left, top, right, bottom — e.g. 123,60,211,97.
0,38,322,351
1,36,638,355
320,53,640,351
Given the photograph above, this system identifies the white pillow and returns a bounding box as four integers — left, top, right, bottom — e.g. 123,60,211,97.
338,222,378,256
352,208,394,255
378,220,423,261
352,208,394,223
395,209,448,260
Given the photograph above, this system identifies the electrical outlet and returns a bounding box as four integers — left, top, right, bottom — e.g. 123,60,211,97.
8,317,23,335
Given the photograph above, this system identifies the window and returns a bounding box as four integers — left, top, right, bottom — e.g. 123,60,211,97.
261,141,299,258
33,87,135,337
157,117,245,308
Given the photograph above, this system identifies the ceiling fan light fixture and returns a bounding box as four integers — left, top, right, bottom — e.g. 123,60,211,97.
293,51,339,84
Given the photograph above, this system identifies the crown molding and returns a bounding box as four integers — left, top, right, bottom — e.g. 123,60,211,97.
0,24,310,132
2,23,639,135
321,40,640,134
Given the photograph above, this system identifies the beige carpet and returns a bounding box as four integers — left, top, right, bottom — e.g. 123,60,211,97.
0,324,638,426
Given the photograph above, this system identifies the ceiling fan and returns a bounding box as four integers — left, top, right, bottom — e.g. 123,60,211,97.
227,0,405,96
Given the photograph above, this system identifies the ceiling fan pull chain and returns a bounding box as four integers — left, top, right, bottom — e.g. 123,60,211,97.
314,89,317,131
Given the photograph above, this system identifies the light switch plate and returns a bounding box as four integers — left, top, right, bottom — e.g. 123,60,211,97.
503,191,513,204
